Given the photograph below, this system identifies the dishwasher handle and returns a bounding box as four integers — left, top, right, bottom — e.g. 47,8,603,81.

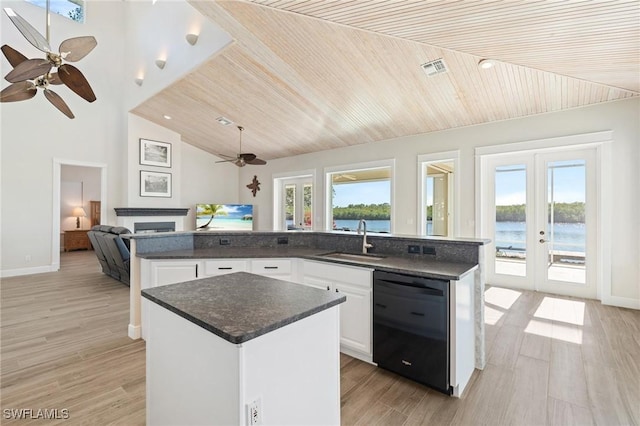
375,278,445,297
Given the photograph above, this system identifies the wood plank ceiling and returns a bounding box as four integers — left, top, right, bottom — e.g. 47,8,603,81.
130,0,639,161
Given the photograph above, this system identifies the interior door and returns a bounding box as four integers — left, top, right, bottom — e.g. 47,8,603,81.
483,148,597,298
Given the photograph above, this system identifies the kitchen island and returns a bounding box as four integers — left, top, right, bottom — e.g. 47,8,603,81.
142,271,345,426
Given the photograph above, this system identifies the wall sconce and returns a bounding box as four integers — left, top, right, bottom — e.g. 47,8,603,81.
134,77,144,86
155,59,166,70
185,33,199,46
72,207,87,229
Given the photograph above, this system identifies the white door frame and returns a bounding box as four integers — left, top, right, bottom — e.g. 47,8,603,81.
52,158,108,271
272,169,316,231
417,151,460,236
475,131,612,302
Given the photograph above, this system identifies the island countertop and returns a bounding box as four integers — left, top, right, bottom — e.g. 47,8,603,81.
141,271,346,344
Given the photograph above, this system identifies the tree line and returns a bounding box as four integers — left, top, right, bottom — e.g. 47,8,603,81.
333,203,391,220
496,202,585,223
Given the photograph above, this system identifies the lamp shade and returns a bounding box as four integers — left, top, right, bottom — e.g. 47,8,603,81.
72,207,87,217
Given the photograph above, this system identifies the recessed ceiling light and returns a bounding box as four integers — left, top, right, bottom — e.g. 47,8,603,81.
478,59,495,69
216,116,233,126
163,115,172,120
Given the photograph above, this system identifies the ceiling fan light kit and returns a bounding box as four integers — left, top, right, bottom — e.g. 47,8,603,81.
1,2,97,119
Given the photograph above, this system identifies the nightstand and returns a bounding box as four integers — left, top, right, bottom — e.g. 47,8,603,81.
64,230,92,252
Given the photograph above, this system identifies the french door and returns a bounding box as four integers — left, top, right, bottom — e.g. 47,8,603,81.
483,147,597,299
278,177,313,231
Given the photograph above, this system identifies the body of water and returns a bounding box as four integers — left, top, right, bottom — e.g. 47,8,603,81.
495,221,585,253
334,219,390,233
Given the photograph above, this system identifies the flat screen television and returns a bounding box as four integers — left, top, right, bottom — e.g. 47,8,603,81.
195,204,253,231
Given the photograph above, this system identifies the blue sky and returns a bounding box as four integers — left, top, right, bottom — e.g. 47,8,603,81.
25,0,79,19
496,161,586,205
196,204,253,218
333,181,390,206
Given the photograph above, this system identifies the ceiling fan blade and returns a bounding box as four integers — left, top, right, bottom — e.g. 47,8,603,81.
215,159,235,163
246,158,267,165
1,44,28,67
4,58,51,82
47,72,63,85
59,36,97,62
58,64,96,102
2,8,51,53
44,88,74,119
239,153,257,162
0,81,36,102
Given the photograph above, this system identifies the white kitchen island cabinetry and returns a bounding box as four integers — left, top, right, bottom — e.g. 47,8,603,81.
143,272,344,426
302,260,373,362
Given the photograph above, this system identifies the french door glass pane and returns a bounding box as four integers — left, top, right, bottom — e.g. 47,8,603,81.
546,160,586,284
303,184,312,228
495,164,527,277
285,184,295,229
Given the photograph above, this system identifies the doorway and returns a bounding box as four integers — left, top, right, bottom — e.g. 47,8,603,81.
273,172,314,231
53,159,107,271
480,147,599,299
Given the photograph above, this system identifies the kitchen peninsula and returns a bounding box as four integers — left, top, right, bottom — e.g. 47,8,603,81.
142,272,345,425
127,230,489,397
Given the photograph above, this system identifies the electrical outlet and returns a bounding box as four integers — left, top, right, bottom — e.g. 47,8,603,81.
247,398,261,426
408,245,420,254
219,238,230,245
422,246,436,255
277,237,288,245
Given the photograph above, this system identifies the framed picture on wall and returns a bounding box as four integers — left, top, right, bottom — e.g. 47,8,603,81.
140,138,171,168
140,171,172,197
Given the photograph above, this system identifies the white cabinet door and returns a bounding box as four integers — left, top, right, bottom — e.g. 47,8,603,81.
302,275,332,291
151,261,200,286
333,282,371,356
302,260,373,361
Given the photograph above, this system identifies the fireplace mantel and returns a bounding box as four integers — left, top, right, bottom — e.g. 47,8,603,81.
114,208,189,217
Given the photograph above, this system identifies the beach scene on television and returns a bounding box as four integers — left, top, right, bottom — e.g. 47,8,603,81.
196,204,253,231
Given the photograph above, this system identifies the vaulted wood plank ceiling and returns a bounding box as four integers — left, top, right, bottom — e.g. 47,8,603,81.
130,0,639,161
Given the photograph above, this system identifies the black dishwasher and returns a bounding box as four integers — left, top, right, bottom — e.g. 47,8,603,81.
373,270,451,394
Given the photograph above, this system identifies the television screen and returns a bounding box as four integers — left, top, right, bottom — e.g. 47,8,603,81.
196,204,253,231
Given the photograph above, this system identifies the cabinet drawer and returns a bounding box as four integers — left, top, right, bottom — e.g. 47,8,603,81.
251,259,292,275
204,259,248,276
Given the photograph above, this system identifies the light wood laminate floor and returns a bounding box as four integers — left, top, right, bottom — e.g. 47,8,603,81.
1,251,639,425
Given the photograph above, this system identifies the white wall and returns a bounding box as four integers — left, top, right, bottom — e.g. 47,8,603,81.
239,98,640,303
1,1,127,275
180,143,240,230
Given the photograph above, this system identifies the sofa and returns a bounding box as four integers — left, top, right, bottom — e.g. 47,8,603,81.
87,225,131,285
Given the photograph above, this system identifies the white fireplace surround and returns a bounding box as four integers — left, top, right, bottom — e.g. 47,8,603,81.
114,208,189,233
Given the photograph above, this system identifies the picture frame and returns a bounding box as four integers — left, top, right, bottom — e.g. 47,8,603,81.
140,138,171,168
140,170,172,198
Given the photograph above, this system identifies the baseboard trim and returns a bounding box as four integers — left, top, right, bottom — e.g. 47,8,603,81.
128,324,141,340
0,264,58,278
602,296,640,310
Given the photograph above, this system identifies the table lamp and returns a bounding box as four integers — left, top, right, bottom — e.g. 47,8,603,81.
72,207,87,229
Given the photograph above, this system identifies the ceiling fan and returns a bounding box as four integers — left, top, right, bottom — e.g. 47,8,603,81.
0,2,97,119
216,126,267,167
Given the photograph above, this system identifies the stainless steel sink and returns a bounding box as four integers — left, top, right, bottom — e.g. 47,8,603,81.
319,252,386,262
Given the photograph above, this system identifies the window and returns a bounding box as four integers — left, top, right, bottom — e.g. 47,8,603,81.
325,161,394,233
274,172,314,231
418,152,459,237
25,0,85,23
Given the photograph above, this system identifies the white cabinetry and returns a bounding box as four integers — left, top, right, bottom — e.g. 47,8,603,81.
150,260,201,286
251,258,295,282
202,259,248,277
302,260,373,362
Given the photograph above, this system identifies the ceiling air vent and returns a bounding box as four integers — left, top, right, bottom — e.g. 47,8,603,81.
420,58,448,77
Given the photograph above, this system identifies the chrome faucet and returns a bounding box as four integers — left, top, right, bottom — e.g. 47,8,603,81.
357,219,374,254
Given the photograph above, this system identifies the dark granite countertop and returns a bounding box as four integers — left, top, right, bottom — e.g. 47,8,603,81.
138,247,477,281
142,272,346,344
